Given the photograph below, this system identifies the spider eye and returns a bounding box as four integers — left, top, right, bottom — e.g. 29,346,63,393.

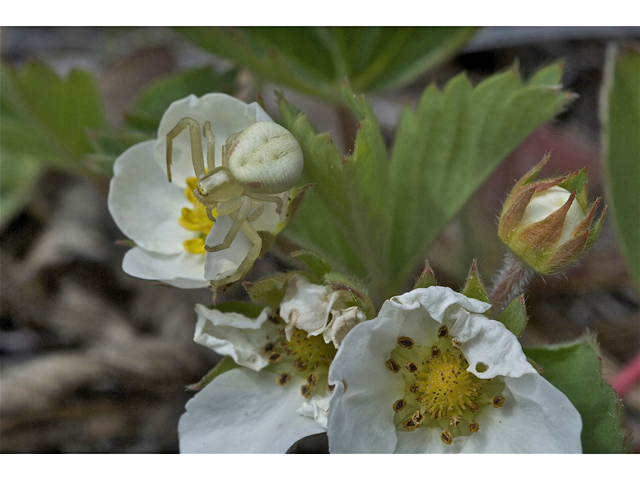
196,183,208,196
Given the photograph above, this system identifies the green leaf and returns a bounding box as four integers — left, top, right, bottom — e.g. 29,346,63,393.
497,295,528,337
175,27,478,103
279,64,572,303
524,335,631,453
211,300,266,318
601,45,640,291
0,150,42,225
127,66,238,133
460,261,490,303
187,356,240,391
322,271,376,319
3,62,105,157
244,271,308,310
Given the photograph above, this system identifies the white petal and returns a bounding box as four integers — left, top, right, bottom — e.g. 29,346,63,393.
179,368,325,453
193,303,278,371
465,374,582,453
323,306,366,348
450,310,537,379
521,186,586,246
280,275,335,340
391,286,491,322
327,315,404,453
108,140,194,254
122,246,209,288
297,393,332,429
155,94,273,188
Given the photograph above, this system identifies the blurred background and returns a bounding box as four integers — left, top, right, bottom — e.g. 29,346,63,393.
1,26,639,453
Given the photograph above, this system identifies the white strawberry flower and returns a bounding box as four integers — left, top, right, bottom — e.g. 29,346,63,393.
327,286,582,453
108,93,285,288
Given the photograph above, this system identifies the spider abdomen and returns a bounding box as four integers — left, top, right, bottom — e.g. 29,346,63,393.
227,122,304,194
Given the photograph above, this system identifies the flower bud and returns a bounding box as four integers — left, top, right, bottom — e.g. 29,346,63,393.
498,154,606,275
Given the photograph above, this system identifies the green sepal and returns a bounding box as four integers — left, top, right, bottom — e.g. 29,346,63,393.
291,250,334,281
244,271,312,310
558,167,590,209
460,260,490,303
497,294,528,337
186,356,240,391
321,271,376,319
524,333,632,453
413,260,438,290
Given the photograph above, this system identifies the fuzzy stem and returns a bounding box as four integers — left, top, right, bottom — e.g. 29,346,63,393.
489,251,535,312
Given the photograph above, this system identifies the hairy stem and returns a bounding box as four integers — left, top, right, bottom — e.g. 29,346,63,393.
489,251,535,313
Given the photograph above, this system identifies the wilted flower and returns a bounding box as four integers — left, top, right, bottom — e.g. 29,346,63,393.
497,154,605,275
327,286,582,453
178,274,365,453
108,93,286,288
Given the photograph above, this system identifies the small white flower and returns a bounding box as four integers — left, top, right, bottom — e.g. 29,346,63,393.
327,286,582,453
178,275,364,453
108,93,285,288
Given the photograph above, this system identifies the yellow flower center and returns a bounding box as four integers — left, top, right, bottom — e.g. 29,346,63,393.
385,326,506,444
262,314,337,399
179,177,216,254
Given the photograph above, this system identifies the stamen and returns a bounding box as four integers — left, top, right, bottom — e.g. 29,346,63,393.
276,373,291,386
411,411,424,425
437,325,449,338
431,346,441,357
402,419,418,430
451,338,462,349
398,336,415,349
450,415,461,426
393,399,407,412
468,422,480,433
386,358,401,373
492,396,505,408
406,362,419,373
262,342,276,353
327,383,335,392
267,352,281,363
301,385,311,399
441,430,453,445
307,373,318,387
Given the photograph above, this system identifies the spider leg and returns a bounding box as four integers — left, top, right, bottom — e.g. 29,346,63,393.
245,193,284,214
213,218,262,287
166,117,206,182
204,196,251,253
246,201,265,222
203,121,216,173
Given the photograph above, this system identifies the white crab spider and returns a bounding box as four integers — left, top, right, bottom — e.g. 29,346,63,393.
166,117,303,287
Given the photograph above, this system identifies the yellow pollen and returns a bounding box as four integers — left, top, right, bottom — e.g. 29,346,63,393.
179,177,216,255
414,350,484,421
283,328,337,372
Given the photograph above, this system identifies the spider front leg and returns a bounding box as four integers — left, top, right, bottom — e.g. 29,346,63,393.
166,117,206,182
204,196,251,253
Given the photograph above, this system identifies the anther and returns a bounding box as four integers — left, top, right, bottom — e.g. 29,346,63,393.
294,358,308,371
268,310,281,324
411,411,424,425
450,415,461,426
451,338,462,349
406,362,419,373
398,336,415,349
307,373,318,387
327,383,335,392
386,359,401,373
262,342,275,353
437,325,449,338
402,419,418,430
469,402,480,413
468,422,480,433
492,396,505,408
267,352,281,363
393,399,407,412
440,430,453,445
409,382,420,393
276,373,291,386
301,385,311,399
431,346,441,357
